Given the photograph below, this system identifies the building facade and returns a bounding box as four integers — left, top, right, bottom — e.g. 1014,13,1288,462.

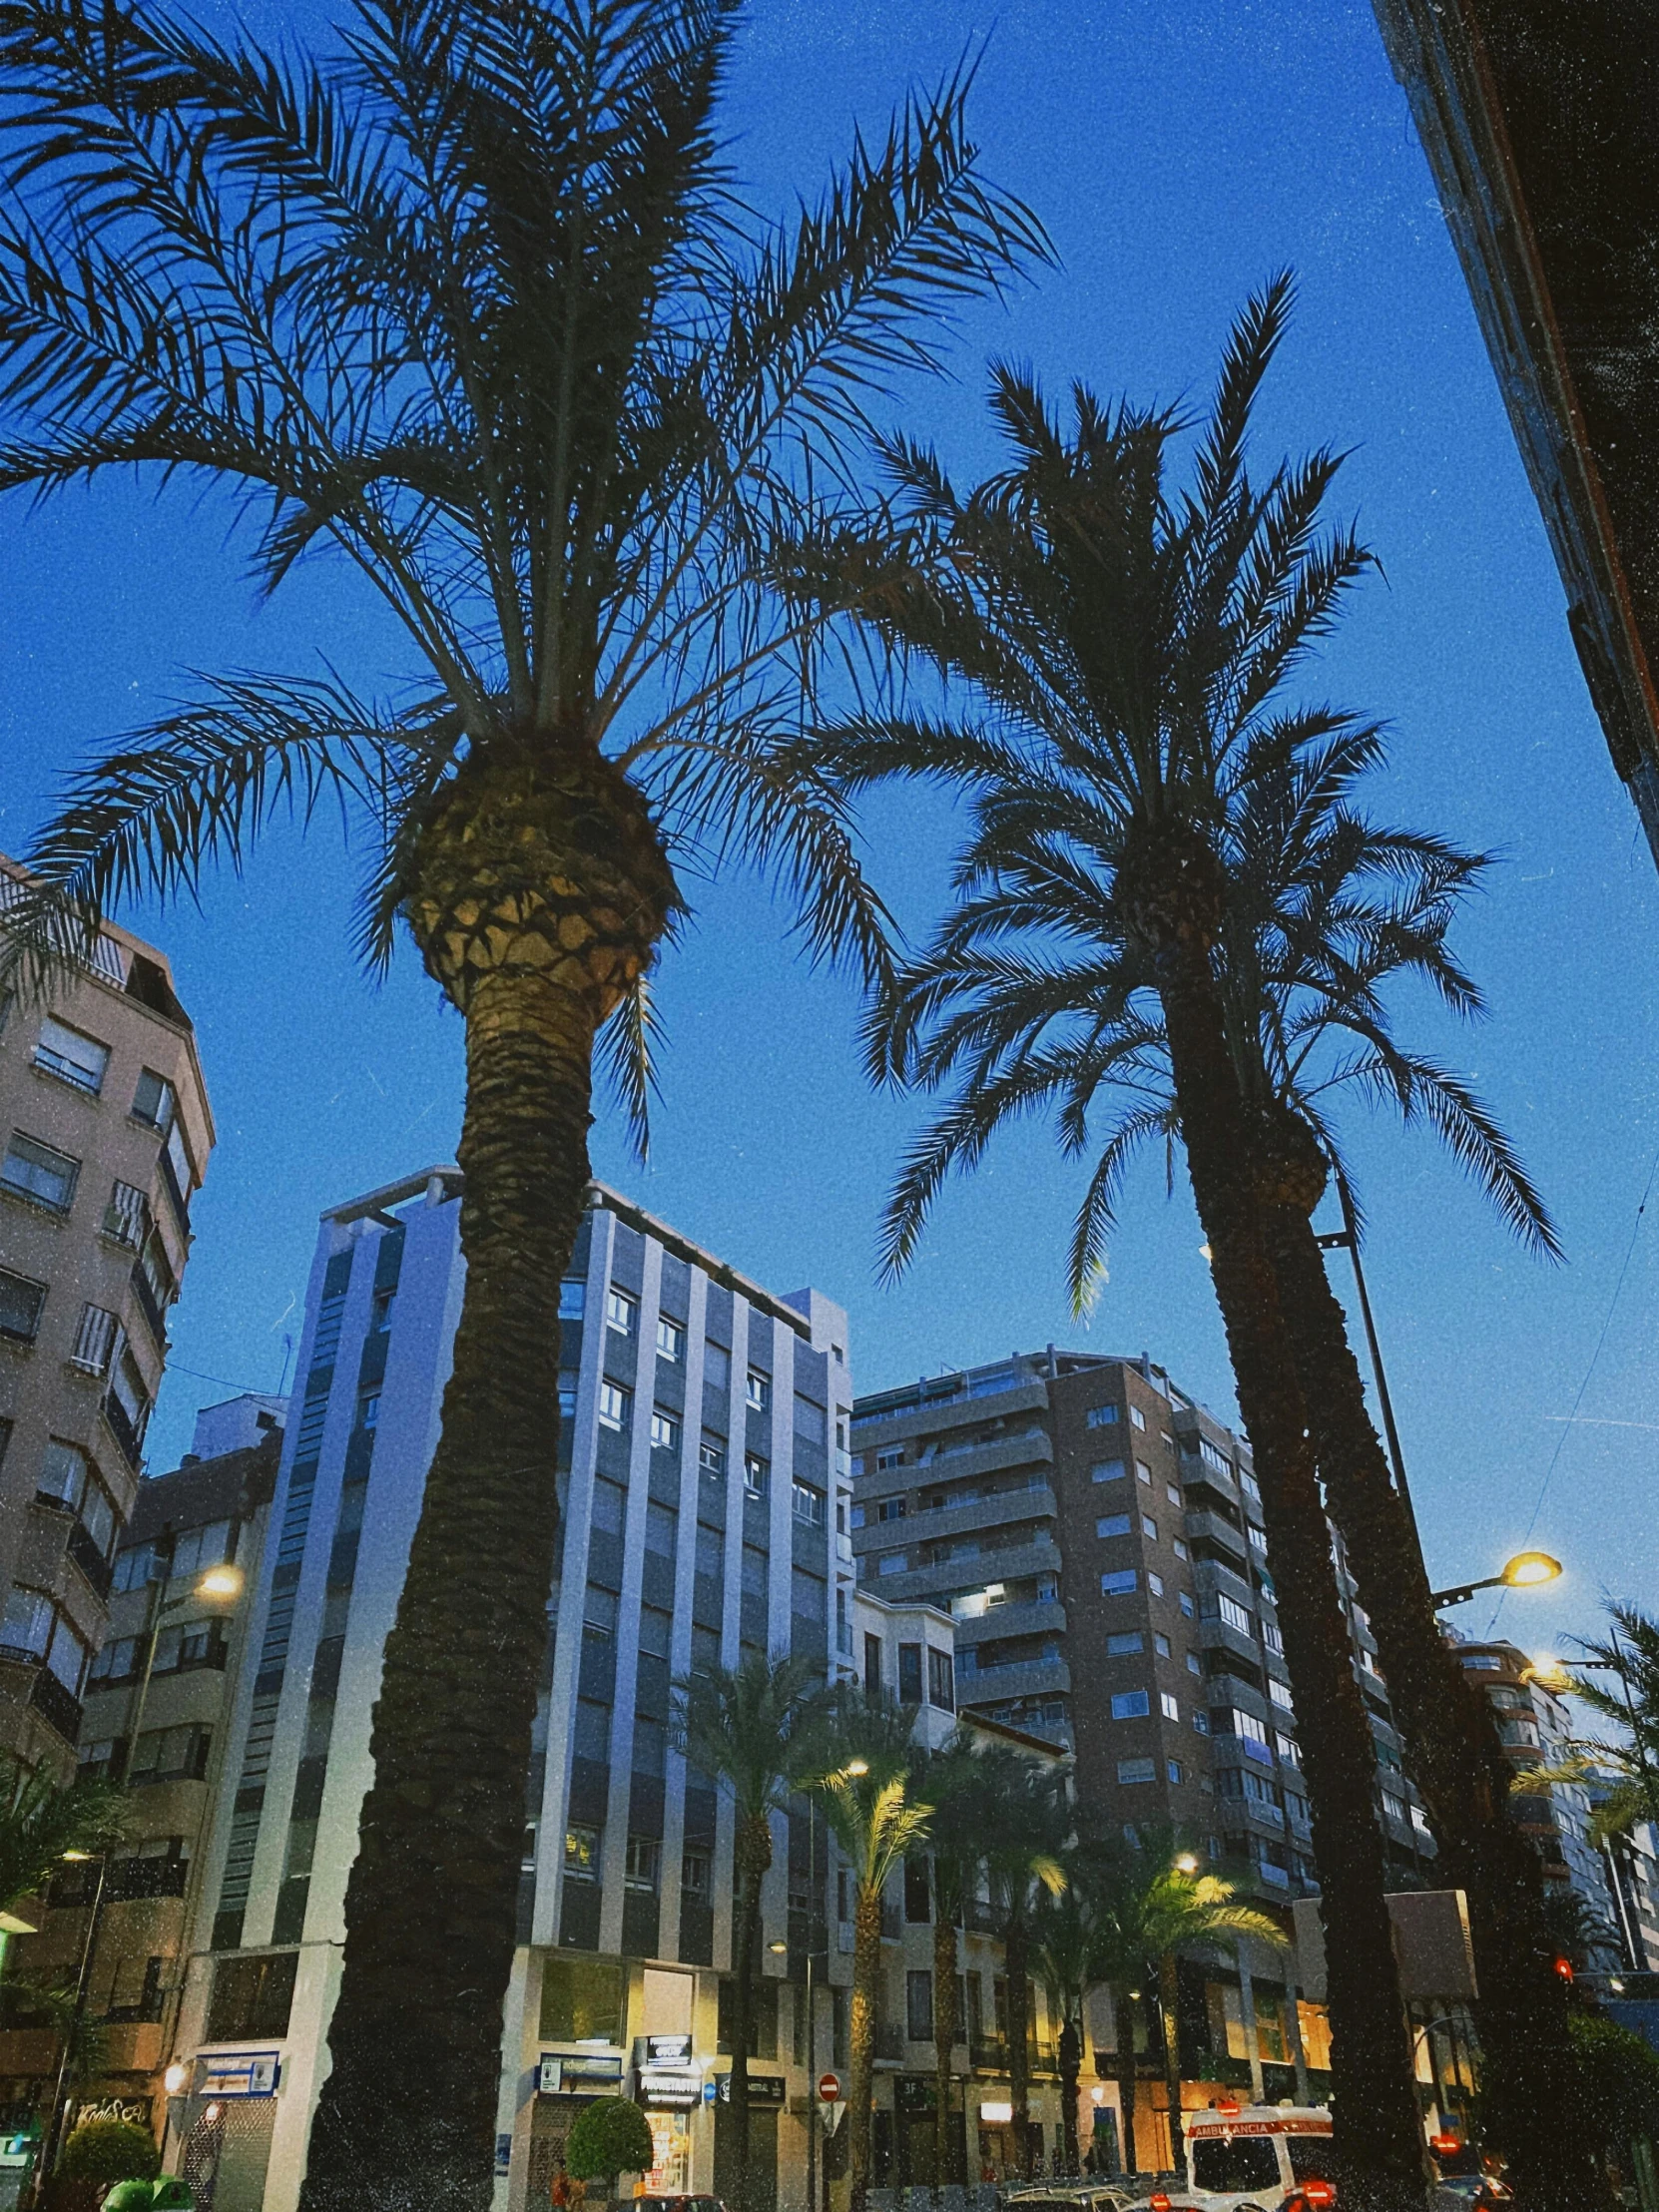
171,1171,869,2212
0,860,213,1773
0,1404,276,2156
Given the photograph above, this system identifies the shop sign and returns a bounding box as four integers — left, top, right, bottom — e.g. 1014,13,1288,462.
894,2078,936,2114
713,2074,785,2106
637,2069,702,2110
540,2053,624,2096
642,2035,693,2068
199,2052,279,2099
71,2098,152,2132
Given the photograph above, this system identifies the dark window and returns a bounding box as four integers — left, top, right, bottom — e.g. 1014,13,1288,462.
1,1134,79,1213
862,1635,882,1700
906,1969,933,2041
898,1643,922,1705
1191,2139,1280,2194
904,1859,931,1923
0,1269,46,1343
206,1949,297,2042
539,1954,624,2042
131,1069,176,1133
927,1648,954,1711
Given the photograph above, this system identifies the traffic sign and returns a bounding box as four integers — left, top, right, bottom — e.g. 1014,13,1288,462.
818,2073,840,2103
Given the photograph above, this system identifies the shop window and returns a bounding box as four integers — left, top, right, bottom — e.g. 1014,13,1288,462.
206,1949,297,2042
539,1954,625,2043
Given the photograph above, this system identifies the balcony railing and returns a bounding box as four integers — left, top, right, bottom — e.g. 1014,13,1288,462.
103,1392,143,1470
30,1666,82,1746
67,1519,114,1601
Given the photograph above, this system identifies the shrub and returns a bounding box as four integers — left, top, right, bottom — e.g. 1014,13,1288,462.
1570,2012,1659,2154
57,2121,160,2183
563,2098,654,2182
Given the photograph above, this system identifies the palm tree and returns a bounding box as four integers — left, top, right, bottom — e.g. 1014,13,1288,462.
814,1760,932,2212
853,625,1597,2199
905,1734,982,2184
795,280,1427,2204
0,6,1044,2205
672,1653,836,2202
978,1751,1067,2178
1031,1883,1099,2177
0,1756,126,1927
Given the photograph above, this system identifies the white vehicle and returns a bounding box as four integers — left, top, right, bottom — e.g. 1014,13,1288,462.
1165,2102,1336,2212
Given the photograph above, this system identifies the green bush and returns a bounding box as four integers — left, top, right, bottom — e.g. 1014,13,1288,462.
1570,2012,1659,2153
57,2120,160,2183
563,2098,654,2182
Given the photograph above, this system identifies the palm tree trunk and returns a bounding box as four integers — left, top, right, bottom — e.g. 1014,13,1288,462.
1157,1952,1184,2185
1130,827,1425,2211
1005,1911,1033,2177
848,1883,882,2212
730,1814,775,2204
300,746,677,2212
1264,1172,1605,2210
1114,1992,1138,2183
1056,2013,1081,2177
932,1889,960,2183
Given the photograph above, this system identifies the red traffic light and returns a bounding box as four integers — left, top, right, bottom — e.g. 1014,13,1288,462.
1553,1955,1574,1981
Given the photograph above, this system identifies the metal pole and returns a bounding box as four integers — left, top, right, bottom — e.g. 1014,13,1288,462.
807,1795,817,2212
1331,1166,1423,1557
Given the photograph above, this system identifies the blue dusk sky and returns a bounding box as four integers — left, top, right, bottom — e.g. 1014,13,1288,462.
2,0,1654,1666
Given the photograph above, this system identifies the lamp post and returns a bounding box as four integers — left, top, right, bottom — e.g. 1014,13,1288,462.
31,1548,244,2202
1427,1552,1562,1610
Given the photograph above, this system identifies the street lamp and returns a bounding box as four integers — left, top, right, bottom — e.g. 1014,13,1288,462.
1428,1552,1562,1609
1173,1855,1199,1877
32,1549,246,2200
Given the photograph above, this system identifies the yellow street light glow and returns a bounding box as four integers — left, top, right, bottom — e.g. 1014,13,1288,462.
164,2063,188,2095
1525,1654,1573,1692
769,1939,788,1955
1501,1551,1562,1590
844,1760,869,1778
1174,1854,1200,1876
60,1851,92,1863
197,1565,243,1599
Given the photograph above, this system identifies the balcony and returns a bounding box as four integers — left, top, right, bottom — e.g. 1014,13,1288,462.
30,1665,82,1746
127,1262,168,1350
956,1653,1071,1704
866,1480,1057,1548
1196,1616,1262,1671
103,1392,144,1471
67,1519,114,1601
1185,1509,1252,1571
952,1597,1067,1647
857,1537,1061,1605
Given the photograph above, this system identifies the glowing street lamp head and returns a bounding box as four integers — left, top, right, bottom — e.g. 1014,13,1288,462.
844,1759,869,1779
60,1851,92,1864
769,1939,788,1955
196,1565,243,1600
1174,1853,1200,1876
1525,1654,1573,1692
164,2062,189,2095
1500,1551,1561,1590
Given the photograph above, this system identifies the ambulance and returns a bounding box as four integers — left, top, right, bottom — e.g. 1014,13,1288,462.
1164,2101,1335,2211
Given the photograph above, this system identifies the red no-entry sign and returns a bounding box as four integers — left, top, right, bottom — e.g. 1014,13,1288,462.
818,2074,840,2103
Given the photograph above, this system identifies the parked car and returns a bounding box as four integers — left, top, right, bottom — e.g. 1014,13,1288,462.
1431,2180,1512,2209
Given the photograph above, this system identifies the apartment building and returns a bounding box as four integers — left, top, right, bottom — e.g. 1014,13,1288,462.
1451,1637,1657,1971
0,859,213,1772
0,1403,276,2153
168,1171,862,2212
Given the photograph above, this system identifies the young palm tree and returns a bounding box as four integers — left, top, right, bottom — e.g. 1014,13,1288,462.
0,6,1043,2206
795,280,1427,2205
906,1735,984,2184
978,1751,1067,2178
672,1653,836,2199
814,1762,933,2212
0,1756,126,1923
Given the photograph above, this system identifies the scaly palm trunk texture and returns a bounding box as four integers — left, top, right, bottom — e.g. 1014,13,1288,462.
1158,1952,1184,2183
932,1894,960,2182
1004,1913,1032,2176
729,1812,775,2200
1114,1992,1139,2181
1056,2014,1081,2175
299,747,677,2212
848,1885,882,2212
1127,826,1426,2210
1261,1153,1605,2209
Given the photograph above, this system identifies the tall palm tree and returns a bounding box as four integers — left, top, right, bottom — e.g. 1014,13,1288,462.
795,280,1427,2205
0,1756,126,1925
0,7,1044,2206
672,1653,836,2201
814,1760,932,2212
848,620,1598,2199
1030,1883,1099,2177
978,1751,1067,2178
907,1735,984,2185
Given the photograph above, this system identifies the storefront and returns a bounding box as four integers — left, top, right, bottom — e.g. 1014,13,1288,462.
635,2036,701,2194
528,2049,628,2208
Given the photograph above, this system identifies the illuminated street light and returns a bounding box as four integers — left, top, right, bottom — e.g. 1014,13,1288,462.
196,1565,243,1600
164,2063,188,2095
769,1939,788,1955
1430,1551,1562,1609
1174,1854,1199,1876
844,1759,868,1778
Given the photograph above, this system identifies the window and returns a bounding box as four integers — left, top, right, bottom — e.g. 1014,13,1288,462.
1096,1513,1131,1539
1086,1404,1119,1428
793,1395,827,1445
1186,1649,1201,1674
1091,1459,1126,1484
1179,1591,1195,1618
743,1453,768,1498
1459,1654,1502,1672
650,1408,680,1452
705,1342,732,1391
1270,1678,1295,1712
625,1836,661,1892
357,1391,380,1430
1111,1690,1150,1720
89,1634,141,1685
539,1954,624,2043
171,1520,234,1579
2,1133,79,1213
657,1316,685,1363
129,1724,211,1784
1167,1760,1184,1785
1262,1620,1285,1655
1167,1483,1181,1505
1161,1692,1180,1721
792,1480,826,1526
112,1544,156,1594
206,1949,298,2044
1277,1733,1300,1765
606,1286,637,1335
131,1069,176,1131
898,1643,923,1704
1147,1571,1164,1596
1117,1757,1155,1785
0,1585,51,1661
875,1446,903,1471
564,1826,601,1882
682,1849,710,1898
0,1268,46,1344
1105,1631,1143,1656
1240,1471,1262,1505
700,1437,726,1477
558,1278,586,1321
875,1497,905,1522
35,1017,109,1096
927,1647,954,1711
1141,1514,1158,1541
746,1371,771,1412
598,1381,630,1430
1154,1632,1171,1657
153,1617,216,1672
36,1438,87,1513
558,1372,578,1422
78,1476,116,1559
1217,1593,1254,1637
1100,1569,1137,1596
1193,1711,1210,1735
906,1970,934,2042
877,1553,906,1578
1129,1405,1147,1431
1135,1459,1153,1485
